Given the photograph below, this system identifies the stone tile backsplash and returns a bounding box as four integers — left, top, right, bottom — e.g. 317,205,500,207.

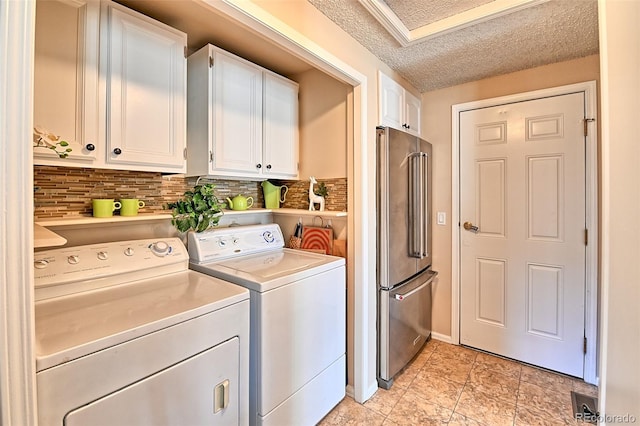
34,166,347,218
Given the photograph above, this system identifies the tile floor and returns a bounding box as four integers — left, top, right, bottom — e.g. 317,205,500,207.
319,339,598,425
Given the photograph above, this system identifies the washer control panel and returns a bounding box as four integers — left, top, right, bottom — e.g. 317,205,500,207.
34,238,187,290
188,223,285,263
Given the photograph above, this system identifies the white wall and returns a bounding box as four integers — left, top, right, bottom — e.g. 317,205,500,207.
597,0,640,418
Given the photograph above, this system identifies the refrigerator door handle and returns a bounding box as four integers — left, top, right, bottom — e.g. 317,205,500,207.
421,152,429,257
394,270,438,300
408,152,422,258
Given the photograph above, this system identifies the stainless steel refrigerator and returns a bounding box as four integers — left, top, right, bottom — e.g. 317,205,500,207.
377,126,438,389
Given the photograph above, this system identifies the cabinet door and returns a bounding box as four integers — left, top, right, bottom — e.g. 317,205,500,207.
103,2,186,173
404,90,421,136
263,73,299,179
378,71,404,131
34,0,100,166
211,51,264,177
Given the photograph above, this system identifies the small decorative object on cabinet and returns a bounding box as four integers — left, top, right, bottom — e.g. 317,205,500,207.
33,127,72,159
165,183,224,233
308,176,326,212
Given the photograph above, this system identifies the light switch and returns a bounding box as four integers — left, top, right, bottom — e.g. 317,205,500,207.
437,212,446,225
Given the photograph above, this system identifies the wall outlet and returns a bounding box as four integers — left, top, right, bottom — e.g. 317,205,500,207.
436,212,446,225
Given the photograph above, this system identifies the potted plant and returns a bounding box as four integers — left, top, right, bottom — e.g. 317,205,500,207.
165,183,224,233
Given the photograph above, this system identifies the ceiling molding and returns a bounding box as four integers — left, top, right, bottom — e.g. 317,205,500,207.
358,0,551,47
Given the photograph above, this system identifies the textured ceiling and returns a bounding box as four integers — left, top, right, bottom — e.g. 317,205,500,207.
308,0,599,92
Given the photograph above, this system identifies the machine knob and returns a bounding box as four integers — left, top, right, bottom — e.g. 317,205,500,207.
67,255,80,265
97,251,108,260
86,143,95,151
218,239,227,247
113,147,122,155
124,247,134,256
34,259,49,269
263,231,274,243
150,241,170,256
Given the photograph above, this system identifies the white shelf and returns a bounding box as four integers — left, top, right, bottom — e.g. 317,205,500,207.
35,213,173,228
271,208,348,218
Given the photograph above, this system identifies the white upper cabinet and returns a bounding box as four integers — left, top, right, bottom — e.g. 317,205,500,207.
378,71,421,136
263,73,299,178
34,0,101,166
187,44,299,180
33,0,187,173
101,1,187,173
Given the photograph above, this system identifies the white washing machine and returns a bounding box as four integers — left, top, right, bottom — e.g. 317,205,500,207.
188,224,346,426
34,237,250,425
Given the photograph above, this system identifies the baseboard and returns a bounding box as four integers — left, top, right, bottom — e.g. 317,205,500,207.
431,332,454,344
345,384,354,399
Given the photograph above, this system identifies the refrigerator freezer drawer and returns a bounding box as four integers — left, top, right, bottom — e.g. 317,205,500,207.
378,270,437,389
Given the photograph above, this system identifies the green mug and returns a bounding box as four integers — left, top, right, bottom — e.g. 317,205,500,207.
120,199,145,216
92,199,121,218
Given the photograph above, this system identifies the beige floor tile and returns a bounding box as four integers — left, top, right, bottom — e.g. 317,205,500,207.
454,386,516,426
520,365,574,394
517,381,576,422
448,412,486,426
363,385,406,416
515,405,578,425
466,365,519,404
434,343,479,364
318,396,385,426
392,361,422,389
409,369,465,410
427,352,475,384
384,389,453,425
474,352,522,380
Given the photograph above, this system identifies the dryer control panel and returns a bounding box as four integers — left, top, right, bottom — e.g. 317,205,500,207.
34,238,188,300
188,224,285,263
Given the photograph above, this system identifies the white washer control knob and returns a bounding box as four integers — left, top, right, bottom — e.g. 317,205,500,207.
218,239,227,247
124,247,134,257
151,241,170,256
34,259,49,269
67,255,80,265
97,251,108,261
263,231,275,243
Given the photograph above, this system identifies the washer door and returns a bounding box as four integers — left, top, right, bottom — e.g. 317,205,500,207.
64,337,239,426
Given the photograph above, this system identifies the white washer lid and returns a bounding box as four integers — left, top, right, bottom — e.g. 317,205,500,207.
35,270,248,371
190,248,345,292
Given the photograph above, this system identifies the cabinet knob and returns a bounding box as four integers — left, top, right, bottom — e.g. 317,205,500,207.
113,148,122,155
256,163,262,169
406,124,411,129
86,143,95,151
266,164,272,170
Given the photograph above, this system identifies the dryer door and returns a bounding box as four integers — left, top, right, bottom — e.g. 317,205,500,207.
64,337,239,426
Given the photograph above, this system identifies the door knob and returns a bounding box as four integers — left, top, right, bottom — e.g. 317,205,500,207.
463,222,479,232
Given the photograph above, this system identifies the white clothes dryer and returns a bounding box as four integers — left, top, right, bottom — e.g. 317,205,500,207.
34,237,250,425
188,224,346,426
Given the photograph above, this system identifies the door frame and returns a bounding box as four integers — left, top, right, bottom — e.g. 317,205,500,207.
451,81,598,384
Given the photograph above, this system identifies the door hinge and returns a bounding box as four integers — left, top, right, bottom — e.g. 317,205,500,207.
184,46,188,59
584,336,588,354
584,228,588,245
183,147,187,160
209,150,213,163
209,56,214,68
583,118,596,137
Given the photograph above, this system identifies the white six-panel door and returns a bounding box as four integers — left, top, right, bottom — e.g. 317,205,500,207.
459,92,586,377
